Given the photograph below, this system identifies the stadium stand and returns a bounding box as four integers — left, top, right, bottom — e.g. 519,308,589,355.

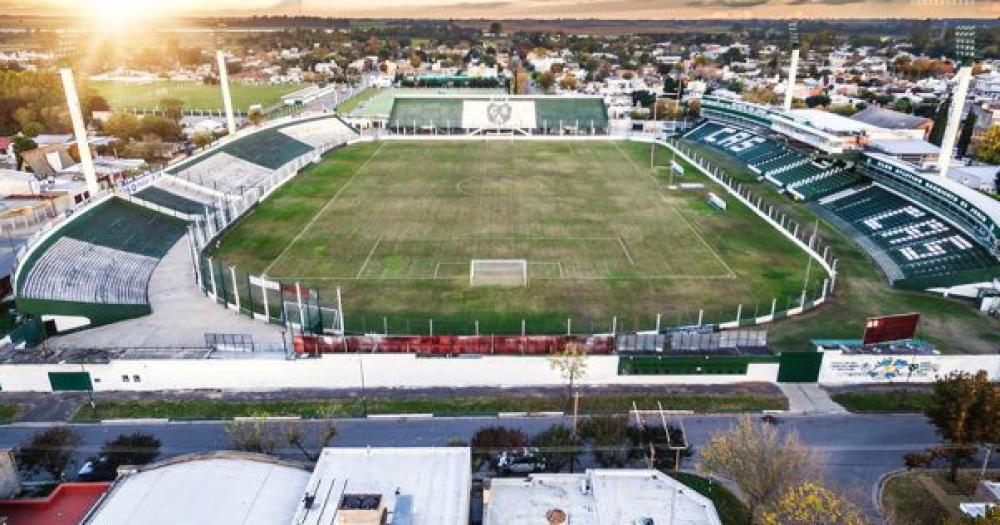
823,186,997,282
386,95,609,132
535,98,608,129
168,115,356,193
389,98,464,129
683,123,860,200
134,185,215,216
16,197,188,326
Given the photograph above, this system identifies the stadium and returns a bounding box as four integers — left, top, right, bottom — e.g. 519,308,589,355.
8,90,999,356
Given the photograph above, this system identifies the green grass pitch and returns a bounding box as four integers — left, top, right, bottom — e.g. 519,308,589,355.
211,140,817,335
92,81,307,112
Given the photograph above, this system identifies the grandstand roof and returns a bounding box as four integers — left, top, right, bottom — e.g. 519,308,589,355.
868,138,940,156
851,106,932,130
789,109,872,134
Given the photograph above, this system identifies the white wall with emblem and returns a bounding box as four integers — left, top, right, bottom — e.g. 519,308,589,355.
462,100,537,129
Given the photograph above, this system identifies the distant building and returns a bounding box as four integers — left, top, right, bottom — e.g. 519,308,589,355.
484,469,723,525
850,106,933,139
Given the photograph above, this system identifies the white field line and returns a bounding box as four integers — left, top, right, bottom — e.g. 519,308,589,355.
262,141,385,276
617,236,637,268
355,236,382,279
271,273,736,281
612,141,737,279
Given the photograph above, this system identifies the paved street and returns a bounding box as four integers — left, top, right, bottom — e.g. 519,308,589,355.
0,413,938,516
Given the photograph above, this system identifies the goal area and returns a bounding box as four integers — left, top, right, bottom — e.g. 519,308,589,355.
470,259,528,287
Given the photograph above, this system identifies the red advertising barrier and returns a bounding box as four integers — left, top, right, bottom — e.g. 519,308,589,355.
293,334,615,356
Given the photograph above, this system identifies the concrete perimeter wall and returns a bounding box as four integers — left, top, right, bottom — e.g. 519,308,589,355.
0,354,781,393
817,351,1000,385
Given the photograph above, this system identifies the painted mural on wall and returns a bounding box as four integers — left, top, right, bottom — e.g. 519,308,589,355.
826,357,941,381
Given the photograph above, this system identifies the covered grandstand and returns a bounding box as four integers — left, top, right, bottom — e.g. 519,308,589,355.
13,113,360,334
685,98,1000,291
387,94,609,135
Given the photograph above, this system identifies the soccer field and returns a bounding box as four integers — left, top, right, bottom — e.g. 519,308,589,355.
92,81,307,112
212,140,816,334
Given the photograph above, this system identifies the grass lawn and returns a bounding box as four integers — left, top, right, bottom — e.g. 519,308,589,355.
336,86,379,115
69,392,786,422
881,470,1000,525
831,390,932,413
92,81,306,112
211,140,819,335
0,404,18,424
680,140,1000,354
670,472,749,525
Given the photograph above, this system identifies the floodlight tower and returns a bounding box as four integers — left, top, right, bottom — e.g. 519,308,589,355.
783,21,801,112
216,50,238,136
938,25,977,178
59,69,99,197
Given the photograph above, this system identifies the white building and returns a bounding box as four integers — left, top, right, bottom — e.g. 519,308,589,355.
83,453,311,525
484,469,722,525
291,447,471,525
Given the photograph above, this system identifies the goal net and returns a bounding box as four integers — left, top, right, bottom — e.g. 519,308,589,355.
470,259,528,287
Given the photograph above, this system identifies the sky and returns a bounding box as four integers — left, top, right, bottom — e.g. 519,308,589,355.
3,0,999,19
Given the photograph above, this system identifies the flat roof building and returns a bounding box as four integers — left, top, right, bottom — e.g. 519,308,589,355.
484,469,722,525
291,447,471,525
82,453,311,525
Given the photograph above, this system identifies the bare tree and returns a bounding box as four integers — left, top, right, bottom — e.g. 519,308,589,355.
16,427,81,481
283,420,338,462
699,416,822,525
224,417,281,455
549,342,588,399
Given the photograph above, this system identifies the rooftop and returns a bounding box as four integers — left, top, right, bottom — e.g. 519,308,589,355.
291,447,471,525
868,138,940,156
484,469,722,525
0,482,110,525
851,106,932,130
82,454,310,525
789,108,873,134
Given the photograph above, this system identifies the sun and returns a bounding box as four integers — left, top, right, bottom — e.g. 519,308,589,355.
87,0,162,32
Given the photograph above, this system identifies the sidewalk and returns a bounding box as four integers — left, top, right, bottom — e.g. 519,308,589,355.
778,383,848,415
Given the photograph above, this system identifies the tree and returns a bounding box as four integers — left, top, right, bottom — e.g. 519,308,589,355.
558,74,577,92
283,420,338,462
531,424,576,473
975,126,1000,165
489,21,502,35
139,115,182,142
160,98,185,121
923,371,1000,481
535,72,556,93
103,112,142,140
21,122,43,138
192,131,215,149
247,108,264,126
224,417,281,455
470,426,529,470
760,482,868,525
578,415,640,468
894,98,914,114
11,133,37,170
16,427,82,481
699,416,821,525
101,432,161,468
548,342,588,399
805,94,831,108
88,95,110,113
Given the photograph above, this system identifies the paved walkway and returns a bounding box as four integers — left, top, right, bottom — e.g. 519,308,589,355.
47,236,286,350
778,383,849,415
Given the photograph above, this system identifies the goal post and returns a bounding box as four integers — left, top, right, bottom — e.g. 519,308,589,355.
470,259,528,287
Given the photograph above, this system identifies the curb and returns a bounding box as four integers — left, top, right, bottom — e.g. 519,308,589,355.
366,413,434,419
232,416,302,422
873,467,909,521
498,411,565,418
101,418,170,425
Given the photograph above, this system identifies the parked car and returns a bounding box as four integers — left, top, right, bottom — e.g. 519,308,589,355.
497,448,546,475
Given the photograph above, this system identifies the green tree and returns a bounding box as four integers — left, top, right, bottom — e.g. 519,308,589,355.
103,112,142,140
470,426,529,470
535,72,556,93
20,122,43,138
100,432,161,468
531,424,576,473
139,115,182,141
923,371,1000,481
16,427,82,481
192,131,215,149
11,134,37,170
975,126,1000,165
160,98,184,121
578,415,640,468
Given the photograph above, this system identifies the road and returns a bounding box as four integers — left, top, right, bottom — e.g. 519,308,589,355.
0,413,937,516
